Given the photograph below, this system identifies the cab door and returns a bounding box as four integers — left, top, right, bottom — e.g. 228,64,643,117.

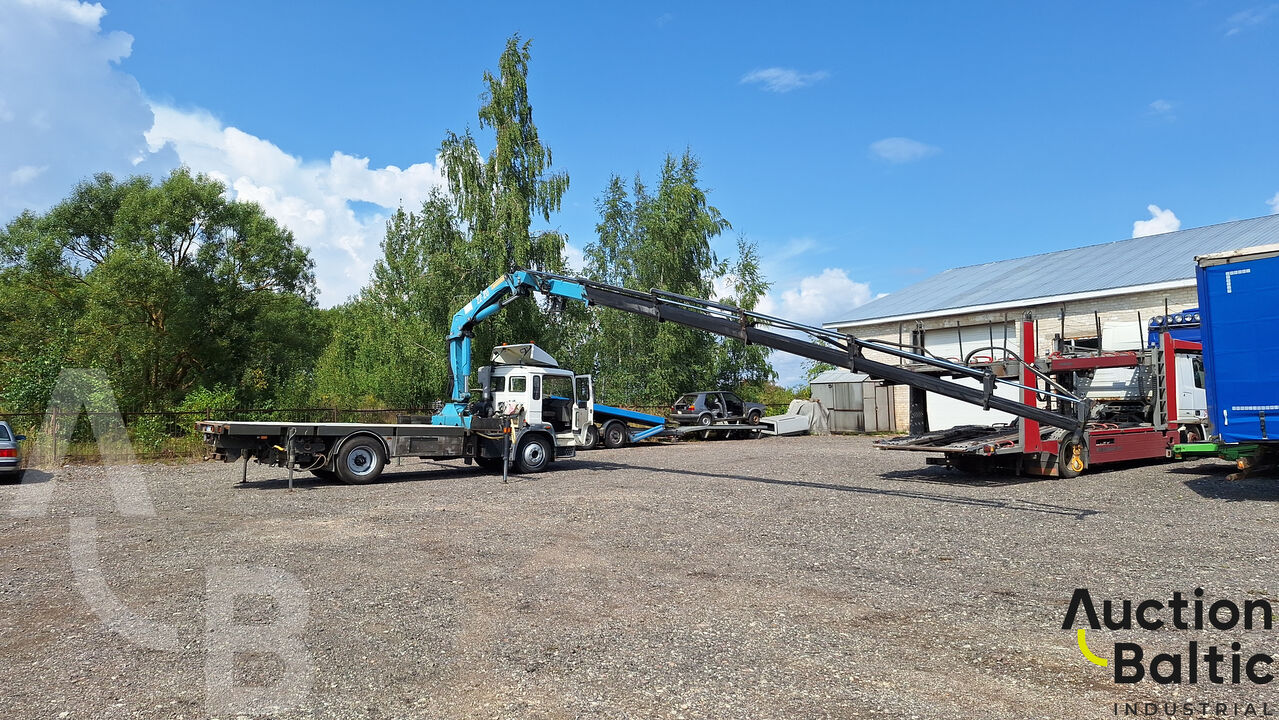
573,375,594,445
1174,353,1207,420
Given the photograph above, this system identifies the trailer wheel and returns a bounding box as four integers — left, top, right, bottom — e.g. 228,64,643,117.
583,424,600,449
602,421,628,448
336,438,385,484
514,435,552,473
1056,435,1085,479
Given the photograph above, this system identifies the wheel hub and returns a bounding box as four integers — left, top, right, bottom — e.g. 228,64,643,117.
346,447,376,476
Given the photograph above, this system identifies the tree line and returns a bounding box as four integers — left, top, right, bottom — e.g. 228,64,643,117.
0,36,783,419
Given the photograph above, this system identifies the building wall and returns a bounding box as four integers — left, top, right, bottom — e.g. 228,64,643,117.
831,286,1200,431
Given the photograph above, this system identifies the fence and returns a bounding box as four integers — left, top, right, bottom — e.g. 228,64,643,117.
1,402,795,463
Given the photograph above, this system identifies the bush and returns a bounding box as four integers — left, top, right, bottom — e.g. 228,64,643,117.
129,414,170,453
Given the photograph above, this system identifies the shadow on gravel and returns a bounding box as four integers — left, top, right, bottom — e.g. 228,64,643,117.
1182,473,1279,502
230,460,496,491
0,469,52,485
875,466,1049,487
573,460,1100,519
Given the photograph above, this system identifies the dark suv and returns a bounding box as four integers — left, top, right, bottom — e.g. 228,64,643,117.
669,391,766,426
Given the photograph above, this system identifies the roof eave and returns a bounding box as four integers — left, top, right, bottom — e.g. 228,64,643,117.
822,278,1197,330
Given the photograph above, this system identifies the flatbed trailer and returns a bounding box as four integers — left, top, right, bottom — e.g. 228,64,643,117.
586,403,668,448
197,416,542,484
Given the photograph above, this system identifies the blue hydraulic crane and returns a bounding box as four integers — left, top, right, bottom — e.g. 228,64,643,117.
431,269,1088,433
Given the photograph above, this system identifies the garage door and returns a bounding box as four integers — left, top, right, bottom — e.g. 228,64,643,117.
923,324,1018,431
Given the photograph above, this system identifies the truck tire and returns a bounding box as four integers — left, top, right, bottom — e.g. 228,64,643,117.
1055,432,1085,479
583,424,600,449
336,437,385,484
514,435,552,473
602,421,628,448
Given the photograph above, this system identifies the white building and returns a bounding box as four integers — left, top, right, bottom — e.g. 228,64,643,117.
823,215,1279,432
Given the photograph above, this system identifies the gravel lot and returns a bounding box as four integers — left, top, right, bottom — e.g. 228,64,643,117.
1,434,1277,719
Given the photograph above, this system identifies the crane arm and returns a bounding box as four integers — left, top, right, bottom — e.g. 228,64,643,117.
436,269,1088,432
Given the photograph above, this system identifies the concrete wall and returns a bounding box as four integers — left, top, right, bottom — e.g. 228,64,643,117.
830,286,1200,431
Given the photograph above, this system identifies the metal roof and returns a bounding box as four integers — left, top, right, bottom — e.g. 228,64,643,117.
826,214,1279,327
810,370,870,384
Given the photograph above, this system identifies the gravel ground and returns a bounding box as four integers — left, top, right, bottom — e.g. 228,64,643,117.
1,434,1277,719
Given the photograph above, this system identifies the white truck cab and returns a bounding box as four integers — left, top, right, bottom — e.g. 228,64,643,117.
484,344,594,450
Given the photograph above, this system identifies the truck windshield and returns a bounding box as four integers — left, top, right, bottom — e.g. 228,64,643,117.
490,376,506,393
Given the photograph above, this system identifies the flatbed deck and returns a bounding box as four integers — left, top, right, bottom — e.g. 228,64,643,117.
197,420,465,438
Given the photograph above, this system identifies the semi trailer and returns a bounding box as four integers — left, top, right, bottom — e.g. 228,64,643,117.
201,269,1096,484
1173,244,1279,478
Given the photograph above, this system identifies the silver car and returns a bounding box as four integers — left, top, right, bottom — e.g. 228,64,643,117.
0,420,25,479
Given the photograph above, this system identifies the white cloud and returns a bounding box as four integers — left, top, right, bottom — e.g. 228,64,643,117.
9,165,48,186
0,0,172,222
1132,204,1181,237
0,0,448,305
563,241,585,273
1268,192,1279,214
145,105,447,303
1226,4,1278,35
756,268,876,387
17,0,107,27
1149,99,1175,118
869,137,940,164
739,67,829,93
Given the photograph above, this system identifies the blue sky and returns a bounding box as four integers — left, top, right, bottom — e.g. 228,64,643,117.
3,0,1278,384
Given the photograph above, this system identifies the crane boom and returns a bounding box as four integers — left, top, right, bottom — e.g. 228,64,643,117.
434,269,1088,433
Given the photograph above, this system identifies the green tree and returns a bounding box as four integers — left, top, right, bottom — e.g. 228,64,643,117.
313,192,465,407
437,34,570,368
579,151,775,405
0,169,321,413
714,236,776,391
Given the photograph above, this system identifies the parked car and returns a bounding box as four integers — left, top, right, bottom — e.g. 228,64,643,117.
0,420,26,479
669,391,766,426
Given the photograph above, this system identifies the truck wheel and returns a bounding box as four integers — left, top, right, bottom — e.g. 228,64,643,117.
602,421,628,448
1056,434,1085,479
515,435,552,473
696,413,713,427
336,438,385,484
583,424,600,449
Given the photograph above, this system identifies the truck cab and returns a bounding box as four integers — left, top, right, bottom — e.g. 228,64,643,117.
479,344,594,453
